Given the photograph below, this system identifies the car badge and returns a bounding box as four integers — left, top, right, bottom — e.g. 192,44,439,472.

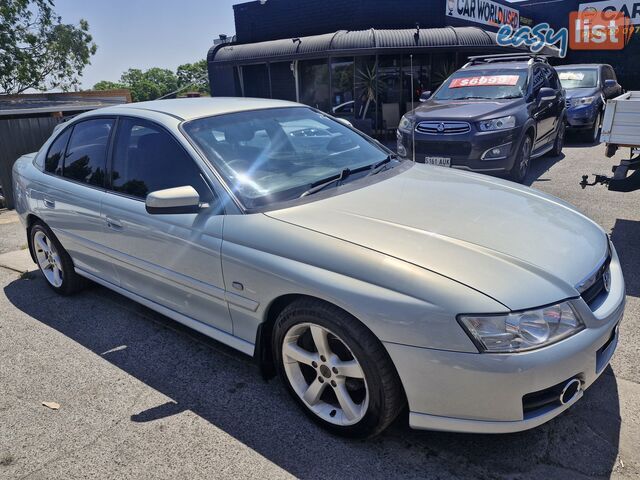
437,123,445,133
603,268,611,293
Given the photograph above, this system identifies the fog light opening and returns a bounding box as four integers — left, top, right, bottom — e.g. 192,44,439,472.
560,378,581,405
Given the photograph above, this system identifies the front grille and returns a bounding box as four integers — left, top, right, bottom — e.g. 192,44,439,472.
416,121,471,135
415,140,472,156
565,99,572,109
577,246,612,307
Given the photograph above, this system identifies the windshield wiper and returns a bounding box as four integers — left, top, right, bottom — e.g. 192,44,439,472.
299,168,352,198
366,154,397,177
299,155,397,198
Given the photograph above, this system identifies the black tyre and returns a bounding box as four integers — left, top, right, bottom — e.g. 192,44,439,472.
509,134,533,183
273,298,405,438
584,110,602,144
549,119,566,156
30,221,86,295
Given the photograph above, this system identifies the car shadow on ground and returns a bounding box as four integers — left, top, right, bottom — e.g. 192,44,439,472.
525,153,565,186
4,275,623,479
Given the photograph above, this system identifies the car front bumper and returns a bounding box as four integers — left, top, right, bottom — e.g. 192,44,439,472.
397,127,523,174
566,104,599,128
385,245,625,434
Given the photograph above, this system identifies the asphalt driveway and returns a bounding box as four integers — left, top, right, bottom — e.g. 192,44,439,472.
1,137,639,479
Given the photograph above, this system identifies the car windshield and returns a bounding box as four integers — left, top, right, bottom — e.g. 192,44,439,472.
557,69,598,89
433,69,528,101
182,107,392,209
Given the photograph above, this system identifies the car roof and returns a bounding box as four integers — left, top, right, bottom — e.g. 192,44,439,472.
90,97,302,121
555,64,605,70
462,62,531,72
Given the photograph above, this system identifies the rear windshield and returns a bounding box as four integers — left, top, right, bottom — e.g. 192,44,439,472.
433,69,528,101
557,69,598,89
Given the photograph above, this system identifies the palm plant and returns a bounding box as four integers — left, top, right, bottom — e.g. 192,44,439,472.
355,62,381,120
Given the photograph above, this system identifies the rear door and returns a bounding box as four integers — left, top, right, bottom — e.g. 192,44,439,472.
100,116,233,334
36,118,119,284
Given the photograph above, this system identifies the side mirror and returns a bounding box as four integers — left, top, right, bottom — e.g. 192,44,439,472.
419,91,432,102
537,87,556,104
145,185,202,215
334,117,353,128
604,79,618,89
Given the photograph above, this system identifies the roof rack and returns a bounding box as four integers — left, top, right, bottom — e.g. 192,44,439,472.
463,53,549,68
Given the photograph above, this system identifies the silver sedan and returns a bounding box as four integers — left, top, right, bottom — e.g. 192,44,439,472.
12,98,624,438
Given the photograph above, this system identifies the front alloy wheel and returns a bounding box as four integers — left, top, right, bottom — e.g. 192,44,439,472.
274,299,405,438
282,323,369,426
510,135,532,183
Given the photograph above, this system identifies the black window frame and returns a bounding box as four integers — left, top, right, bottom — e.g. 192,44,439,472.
44,125,73,176
105,115,221,210
42,116,117,192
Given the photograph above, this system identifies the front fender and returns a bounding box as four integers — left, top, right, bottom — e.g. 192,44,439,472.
221,214,506,353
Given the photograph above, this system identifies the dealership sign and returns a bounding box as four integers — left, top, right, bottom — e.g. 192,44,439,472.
579,1,640,24
447,0,520,28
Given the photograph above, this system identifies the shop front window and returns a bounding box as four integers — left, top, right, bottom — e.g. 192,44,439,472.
299,59,330,112
331,57,355,117
431,53,458,91
242,64,270,98
378,55,402,131
354,56,378,135
402,54,431,114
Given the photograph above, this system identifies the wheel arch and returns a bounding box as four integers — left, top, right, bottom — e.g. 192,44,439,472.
254,292,406,405
25,213,43,263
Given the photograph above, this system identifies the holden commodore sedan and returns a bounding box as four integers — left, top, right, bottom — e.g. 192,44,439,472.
12,98,624,438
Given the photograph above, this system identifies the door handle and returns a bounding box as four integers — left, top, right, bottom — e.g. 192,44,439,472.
106,217,123,230
43,198,55,208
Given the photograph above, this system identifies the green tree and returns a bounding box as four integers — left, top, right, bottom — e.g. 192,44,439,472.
0,0,97,94
176,60,209,94
93,80,126,91
119,67,178,102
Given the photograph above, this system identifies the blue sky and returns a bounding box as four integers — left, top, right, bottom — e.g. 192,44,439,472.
54,0,238,89
55,0,524,89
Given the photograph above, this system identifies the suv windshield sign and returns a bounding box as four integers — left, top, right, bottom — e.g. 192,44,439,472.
450,75,520,88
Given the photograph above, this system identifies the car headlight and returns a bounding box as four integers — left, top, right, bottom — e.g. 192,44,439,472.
571,96,596,107
398,115,414,132
458,301,584,353
478,115,516,132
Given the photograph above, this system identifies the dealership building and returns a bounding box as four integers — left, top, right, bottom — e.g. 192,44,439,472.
207,0,638,133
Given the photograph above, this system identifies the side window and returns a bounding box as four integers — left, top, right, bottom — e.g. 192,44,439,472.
606,66,616,82
63,119,113,187
44,128,72,175
545,68,560,90
111,118,212,201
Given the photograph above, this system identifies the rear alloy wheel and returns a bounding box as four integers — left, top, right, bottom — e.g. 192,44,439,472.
30,222,85,295
509,135,533,183
274,299,405,438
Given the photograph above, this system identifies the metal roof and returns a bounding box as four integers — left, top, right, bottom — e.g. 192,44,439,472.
0,91,131,117
209,27,559,64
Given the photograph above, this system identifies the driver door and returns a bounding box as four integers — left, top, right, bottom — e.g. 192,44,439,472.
100,117,232,334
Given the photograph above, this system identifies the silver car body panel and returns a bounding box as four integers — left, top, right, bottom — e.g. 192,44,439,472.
11,98,625,433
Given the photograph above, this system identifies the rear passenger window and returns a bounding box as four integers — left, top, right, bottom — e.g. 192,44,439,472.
44,128,72,175
63,119,113,187
111,118,212,201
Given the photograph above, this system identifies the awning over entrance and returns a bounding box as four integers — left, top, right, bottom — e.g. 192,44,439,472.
208,26,559,64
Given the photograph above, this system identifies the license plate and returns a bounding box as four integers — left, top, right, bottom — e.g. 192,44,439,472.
424,156,451,167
